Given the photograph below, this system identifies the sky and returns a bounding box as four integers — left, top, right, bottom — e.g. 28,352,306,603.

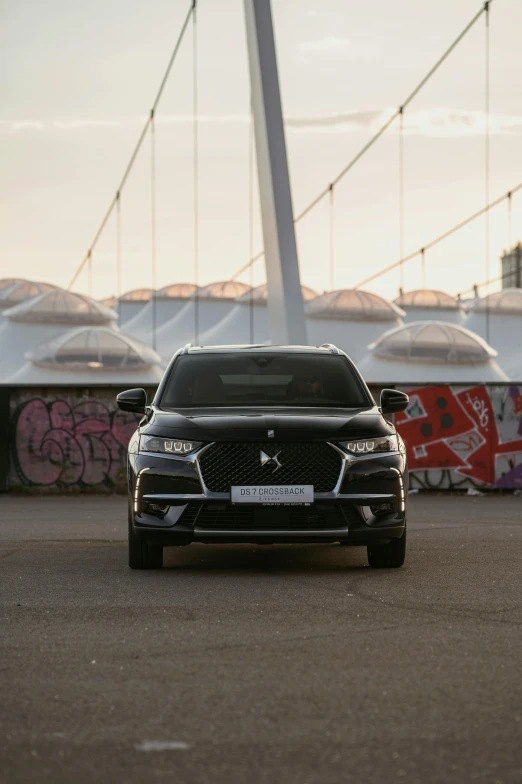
2,0,522,303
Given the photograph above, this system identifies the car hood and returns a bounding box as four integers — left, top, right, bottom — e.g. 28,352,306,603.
142,406,394,442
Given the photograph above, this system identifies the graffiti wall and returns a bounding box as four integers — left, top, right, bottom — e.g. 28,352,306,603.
7,389,145,491
397,385,522,489
2,384,522,492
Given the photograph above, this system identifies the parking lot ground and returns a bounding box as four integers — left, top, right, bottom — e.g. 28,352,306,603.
0,494,521,784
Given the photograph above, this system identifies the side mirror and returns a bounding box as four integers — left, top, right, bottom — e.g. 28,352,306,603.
380,388,409,415
117,388,147,414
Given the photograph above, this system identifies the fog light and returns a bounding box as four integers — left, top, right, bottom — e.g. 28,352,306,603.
145,502,169,516
370,503,393,516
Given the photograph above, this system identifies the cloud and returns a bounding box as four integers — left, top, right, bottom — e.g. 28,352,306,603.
156,114,249,127
52,119,121,130
2,120,46,131
305,9,344,21
298,36,352,54
0,115,248,134
2,108,522,139
286,107,522,138
406,108,522,138
0,118,122,133
296,35,379,62
285,109,383,130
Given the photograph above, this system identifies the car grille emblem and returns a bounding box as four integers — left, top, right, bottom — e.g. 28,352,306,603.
260,449,282,473
268,429,274,438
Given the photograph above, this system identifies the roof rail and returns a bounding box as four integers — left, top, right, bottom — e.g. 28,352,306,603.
319,343,341,354
182,343,192,354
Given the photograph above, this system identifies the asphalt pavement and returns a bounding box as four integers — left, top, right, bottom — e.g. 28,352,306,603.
1,494,521,784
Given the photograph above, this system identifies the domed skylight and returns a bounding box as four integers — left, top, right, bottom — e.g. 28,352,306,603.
306,289,404,321
157,283,198,299
5,290,117,325
236,283,317,305
0,280,57,308
196,281,251,300
468,288,522,315
27,327,161,371
394,289,460,309
370,321,497,364
99,296,119,308
120,288,154,302
0,278,26,292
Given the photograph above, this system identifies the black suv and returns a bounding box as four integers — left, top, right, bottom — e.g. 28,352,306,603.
117,344,409,570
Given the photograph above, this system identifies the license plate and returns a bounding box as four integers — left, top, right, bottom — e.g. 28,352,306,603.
231,485,314,504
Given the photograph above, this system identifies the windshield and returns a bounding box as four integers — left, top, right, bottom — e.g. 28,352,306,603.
160,353,371,409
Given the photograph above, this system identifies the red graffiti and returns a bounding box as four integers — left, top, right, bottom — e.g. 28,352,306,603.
396,385,522,488
12,398,139,487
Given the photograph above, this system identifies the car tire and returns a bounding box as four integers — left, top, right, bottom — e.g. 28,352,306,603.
367,530,406,569
128,506,163,569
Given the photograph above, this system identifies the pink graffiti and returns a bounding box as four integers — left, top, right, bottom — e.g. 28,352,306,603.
13,398,139,487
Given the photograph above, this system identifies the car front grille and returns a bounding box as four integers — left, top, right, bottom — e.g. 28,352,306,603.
198,442,343,493
179,502,360,531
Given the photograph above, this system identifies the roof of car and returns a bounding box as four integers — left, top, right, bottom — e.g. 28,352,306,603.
182,343,343,355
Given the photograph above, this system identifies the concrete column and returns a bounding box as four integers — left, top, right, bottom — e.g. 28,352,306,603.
244,0,307,345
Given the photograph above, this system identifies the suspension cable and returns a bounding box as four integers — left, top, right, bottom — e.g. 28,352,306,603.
87,249,92,296
249,101,255,344
293,0,492,225
193,0,199,344
484,1,491,340
353,181,522,290
456,265,521,298
116,191,121,297
68,2,194,290
507,191,512,247
231,249,264,282
150,110,157,351
399,107,405,291
116,190,121,318
329,184,335,291
421,247,426,289
229,0,494,284
293,109,399,225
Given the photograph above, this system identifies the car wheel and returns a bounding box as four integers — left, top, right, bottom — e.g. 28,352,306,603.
128,506,163,569
367,530,406,569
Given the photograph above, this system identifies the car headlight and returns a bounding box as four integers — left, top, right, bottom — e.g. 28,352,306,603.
339,435,399,455
139,436,202,455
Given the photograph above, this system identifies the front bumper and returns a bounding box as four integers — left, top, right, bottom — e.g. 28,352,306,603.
129,443,407,545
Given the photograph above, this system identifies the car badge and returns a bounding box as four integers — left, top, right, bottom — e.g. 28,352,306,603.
268,429,274,438
260,449,282,473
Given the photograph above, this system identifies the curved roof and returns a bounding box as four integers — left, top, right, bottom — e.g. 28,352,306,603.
306,289,404,321
120,288,154,302
394,288,460,310
99,295,119,308
4,290,117,325
467,288,522,315
236,283,317,305
0,280,57,308
157,282,198,299
0,278,26,292
196,281,251,300
370,321,497,364
27,327,161,371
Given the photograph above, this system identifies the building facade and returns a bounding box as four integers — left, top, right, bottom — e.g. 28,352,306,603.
501,243,522,289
